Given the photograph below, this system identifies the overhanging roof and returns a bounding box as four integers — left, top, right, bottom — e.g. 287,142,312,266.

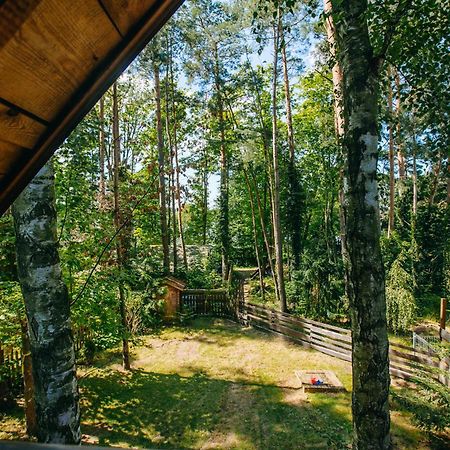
0,0,183,216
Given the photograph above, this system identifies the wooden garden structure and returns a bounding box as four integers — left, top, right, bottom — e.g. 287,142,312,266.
163,276,186,320
0,0,183,216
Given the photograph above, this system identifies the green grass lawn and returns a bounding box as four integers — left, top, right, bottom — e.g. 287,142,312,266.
1,317,446,449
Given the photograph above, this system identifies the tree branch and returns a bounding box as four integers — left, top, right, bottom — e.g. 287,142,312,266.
374,0,410,70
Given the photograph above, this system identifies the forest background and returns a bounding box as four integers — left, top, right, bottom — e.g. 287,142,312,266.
0,0,448,359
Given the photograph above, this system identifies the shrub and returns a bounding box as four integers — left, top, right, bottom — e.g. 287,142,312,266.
386,256,416,333
392,375,450,432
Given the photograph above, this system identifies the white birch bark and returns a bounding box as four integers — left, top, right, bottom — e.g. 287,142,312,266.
13,162,81,444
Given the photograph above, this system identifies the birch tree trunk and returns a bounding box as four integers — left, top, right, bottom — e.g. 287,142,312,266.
272,9,287,312
20,319,37,437
154,62,170,273
13,161,81,444
333,1,391,448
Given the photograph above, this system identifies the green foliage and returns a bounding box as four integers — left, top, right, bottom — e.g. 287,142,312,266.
385,254,416,333
392,375,450,433
184,267,222,290
0,213,16,282
0,282,23,348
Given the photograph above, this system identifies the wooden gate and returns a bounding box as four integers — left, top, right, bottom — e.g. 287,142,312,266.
180,289,233,317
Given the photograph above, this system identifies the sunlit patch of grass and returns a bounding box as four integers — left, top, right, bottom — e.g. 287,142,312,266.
1,317,445,449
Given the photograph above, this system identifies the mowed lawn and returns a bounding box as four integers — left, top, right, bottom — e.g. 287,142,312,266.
0,318,436,449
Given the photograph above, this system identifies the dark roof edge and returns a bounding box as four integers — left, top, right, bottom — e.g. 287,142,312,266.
0,0,184,216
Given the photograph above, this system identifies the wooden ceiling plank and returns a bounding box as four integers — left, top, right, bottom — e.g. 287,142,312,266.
0,0,43,48
0,0,122,121
101,0,159,36
0,0,184,216
0,140,29,174
0,104,45,148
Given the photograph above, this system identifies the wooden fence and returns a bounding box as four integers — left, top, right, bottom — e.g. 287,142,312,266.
0,343,23,392
180,289,233,317
0,326,93,392
239,301,450,386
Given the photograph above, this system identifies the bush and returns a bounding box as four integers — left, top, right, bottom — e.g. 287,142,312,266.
392,375,450,432
386,257,416,333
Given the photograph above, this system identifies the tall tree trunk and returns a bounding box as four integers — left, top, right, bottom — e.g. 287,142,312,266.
202,145,208,246
246,58,277,290
13,162,81,444
428,154,442,207
20,319,37,438
395,71,406,181
324,0,344,137
271,9,287,312
250,168,279,299
164,54,178,273
324,0,346,261
281,24,302,271
333,1,391,448
412,118,418,215
98,96,106,200
243,168,265,302
213,43,230,281
154,62,170,273
387,72,395,238
169,45,188,270
112,82,131,371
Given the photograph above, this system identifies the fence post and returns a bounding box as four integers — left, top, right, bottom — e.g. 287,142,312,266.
440,298,447,340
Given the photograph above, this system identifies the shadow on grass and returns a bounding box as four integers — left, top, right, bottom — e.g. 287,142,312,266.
79,367,353,450
78,317,444,449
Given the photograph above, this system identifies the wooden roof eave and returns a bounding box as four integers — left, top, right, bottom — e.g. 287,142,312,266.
0,0,184,216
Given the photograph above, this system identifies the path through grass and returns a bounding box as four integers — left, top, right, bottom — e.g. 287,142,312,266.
0,318,441,449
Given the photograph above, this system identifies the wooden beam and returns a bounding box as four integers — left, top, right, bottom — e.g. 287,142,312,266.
0,97,49,126
0,0,184,216
97,0,124,38
0,104,46,148
101,0,159,36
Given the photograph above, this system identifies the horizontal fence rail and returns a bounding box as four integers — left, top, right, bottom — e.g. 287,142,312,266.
239,301,450,387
